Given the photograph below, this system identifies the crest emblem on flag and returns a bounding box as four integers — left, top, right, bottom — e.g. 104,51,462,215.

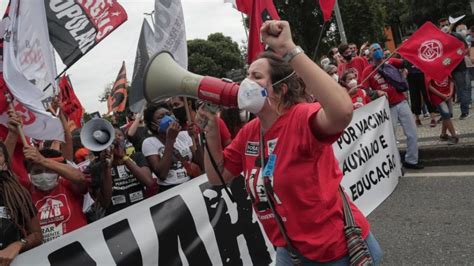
418,40,443,62
442,58,452,66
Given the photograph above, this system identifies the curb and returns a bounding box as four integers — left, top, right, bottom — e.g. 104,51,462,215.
399,141,474,166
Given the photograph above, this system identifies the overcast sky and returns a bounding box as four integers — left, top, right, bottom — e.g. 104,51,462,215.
1,0,246,114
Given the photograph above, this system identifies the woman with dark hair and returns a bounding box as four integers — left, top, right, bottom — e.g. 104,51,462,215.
142,102,203,192
199,21,382,264
0,112,42,265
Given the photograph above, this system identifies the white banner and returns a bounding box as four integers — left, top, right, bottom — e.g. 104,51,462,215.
334,97,401,216
2,0,63,141
14,98,401,264
154,0,188,69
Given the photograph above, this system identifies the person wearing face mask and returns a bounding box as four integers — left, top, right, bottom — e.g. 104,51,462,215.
199,20,382,265
170,96,232,148
142,102,203,192
323,64,339,82
92,127,154,215
337,43,369,84
340,70,371,109
451,23,471,119
0,111,42,266
23,147,87,243
362,43,423,170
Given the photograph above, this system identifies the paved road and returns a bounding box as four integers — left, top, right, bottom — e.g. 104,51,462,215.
367,166,474,265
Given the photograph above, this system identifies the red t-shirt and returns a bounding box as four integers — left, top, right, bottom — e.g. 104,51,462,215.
223,103,370,262
427,77,453,106
28,178,87,243
217,117,232,148
338,56,369,84
351,89,371,109
362,58,406,106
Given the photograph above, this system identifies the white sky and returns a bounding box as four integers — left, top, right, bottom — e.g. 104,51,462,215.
0,0,246,114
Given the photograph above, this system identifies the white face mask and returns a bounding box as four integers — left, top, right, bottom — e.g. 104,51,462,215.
332,74,339,82
238,78,268,114
320,58,330,67
441,26,450,33
31,173,59,191
348,79,358,89
457,29,467,37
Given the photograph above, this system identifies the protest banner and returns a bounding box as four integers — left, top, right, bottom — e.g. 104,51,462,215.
333,97,402,216
14,97,401,265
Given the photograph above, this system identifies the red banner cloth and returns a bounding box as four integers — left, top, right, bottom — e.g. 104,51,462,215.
235,0,280,63
59,75,84,128
397,22,466,82
319,0,336,22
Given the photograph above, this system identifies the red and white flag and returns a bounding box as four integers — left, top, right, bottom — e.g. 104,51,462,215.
319,0,336,22
226,0,280,63
2,0,64,141
397,22,466,82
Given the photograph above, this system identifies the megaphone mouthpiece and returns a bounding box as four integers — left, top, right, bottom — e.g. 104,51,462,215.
198,77,239,107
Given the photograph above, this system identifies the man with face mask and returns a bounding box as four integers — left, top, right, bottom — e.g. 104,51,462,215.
337,43,369,84
23,146,88,243
362,43,424,170
451,23,471,119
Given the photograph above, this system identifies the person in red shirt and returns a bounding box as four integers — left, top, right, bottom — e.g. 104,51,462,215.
23,147,88,243
338,43,369,84
362,43,424,170
199,21,382,264
340,70,371,109
427,77,459,145
0,111,42,264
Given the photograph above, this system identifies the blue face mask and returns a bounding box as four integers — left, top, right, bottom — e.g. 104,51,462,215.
373,49,384,61
158,115,175,133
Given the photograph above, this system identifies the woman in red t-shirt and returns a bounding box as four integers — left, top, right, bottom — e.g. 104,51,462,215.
427,77,459,144
199,21,382,264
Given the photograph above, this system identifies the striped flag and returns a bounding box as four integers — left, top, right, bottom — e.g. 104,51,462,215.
107,62,127,114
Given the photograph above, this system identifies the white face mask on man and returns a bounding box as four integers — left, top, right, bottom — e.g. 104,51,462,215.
31,172,59,191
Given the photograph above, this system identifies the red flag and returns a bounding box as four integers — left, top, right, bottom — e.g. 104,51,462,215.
397,22,466,82
59,75,84,128
108,62,128,113
234,0,280,63
319,0,336,22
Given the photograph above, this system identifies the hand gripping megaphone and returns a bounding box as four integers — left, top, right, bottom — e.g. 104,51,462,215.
143,51,239,107
80,118,115,152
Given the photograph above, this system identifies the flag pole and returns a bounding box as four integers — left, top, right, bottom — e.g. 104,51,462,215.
312,21,328,62
4,94,28,147
241,13,249,41
334,0,347,44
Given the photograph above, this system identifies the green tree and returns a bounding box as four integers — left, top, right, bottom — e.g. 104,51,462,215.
272,0,387,61
187,33,245,78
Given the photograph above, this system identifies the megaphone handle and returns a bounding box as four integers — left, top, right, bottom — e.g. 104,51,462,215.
5,94,28,147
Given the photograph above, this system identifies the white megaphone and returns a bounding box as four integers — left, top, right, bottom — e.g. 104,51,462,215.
143,51,239,107
80,118,115,152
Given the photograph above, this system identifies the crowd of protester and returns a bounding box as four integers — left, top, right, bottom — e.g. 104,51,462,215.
1,17,473,264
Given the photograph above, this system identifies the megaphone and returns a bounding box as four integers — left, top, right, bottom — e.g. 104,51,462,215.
80,118,115,152
143,51,239,107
